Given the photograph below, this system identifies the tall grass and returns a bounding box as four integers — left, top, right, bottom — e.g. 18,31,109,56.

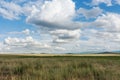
0,55,120,80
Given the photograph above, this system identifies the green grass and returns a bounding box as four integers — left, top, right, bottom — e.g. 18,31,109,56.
0,54,120,80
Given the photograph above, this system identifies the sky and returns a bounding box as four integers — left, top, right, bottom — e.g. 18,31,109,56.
0,0,120,53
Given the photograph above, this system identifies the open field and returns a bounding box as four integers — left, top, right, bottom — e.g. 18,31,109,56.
0,53,120,57
0,54,120,80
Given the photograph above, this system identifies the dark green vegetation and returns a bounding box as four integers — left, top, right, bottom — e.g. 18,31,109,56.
0,54,120,80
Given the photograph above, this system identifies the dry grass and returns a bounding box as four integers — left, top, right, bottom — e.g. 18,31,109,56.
0,53,120,56
0,54,120,80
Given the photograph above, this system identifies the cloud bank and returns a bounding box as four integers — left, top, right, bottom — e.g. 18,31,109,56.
0,0,120,53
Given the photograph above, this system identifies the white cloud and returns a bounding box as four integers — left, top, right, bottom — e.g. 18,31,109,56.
0,43,2,51
76,12,120,52
0,36,68,53
0,0,44,20
91,0,120,6
4,36,33,46
0,0,120,53
26,0,83,30
27,0,75,22
25,0,82,45
22,0,44,16
0,0,22,20
93,13,120,32
2,36,51,53
50,29,81,43
77,7,103,19
81,12,120,44
22,29,30,35
8,29,30,35
54,46,66,51
114,34,120,41
91,0,112,6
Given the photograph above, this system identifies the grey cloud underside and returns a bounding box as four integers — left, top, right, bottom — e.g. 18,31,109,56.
27,19,82,30
58,35,76,40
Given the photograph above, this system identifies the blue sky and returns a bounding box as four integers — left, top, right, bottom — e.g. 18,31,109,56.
0,0,120,53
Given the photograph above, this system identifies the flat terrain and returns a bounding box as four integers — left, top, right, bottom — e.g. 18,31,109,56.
0,53,120,57
0,54,120,80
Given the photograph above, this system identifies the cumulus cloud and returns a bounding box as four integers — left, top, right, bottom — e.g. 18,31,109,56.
25,0,82,43
26,0,83,30
0,36,52,53
79,12,120,50
4,36,50,48
91,0,112,6
77,7,103,19
0,0,120,53
0,0,44,20
77,39,120,52
90,0,120,6
50,29,81,43
22,29,30,35
0,0,22,20
0,36,68,53
54,46,66,51
75,12,120,52
22,0,44,16
27,0,75,22
114,34,120,42
0,43,3,51
9,29,30,35
93,13,120,32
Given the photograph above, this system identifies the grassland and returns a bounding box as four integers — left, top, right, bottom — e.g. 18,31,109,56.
0,54,120,80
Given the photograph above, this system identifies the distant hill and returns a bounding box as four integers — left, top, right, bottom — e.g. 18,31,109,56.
98,51,120,54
